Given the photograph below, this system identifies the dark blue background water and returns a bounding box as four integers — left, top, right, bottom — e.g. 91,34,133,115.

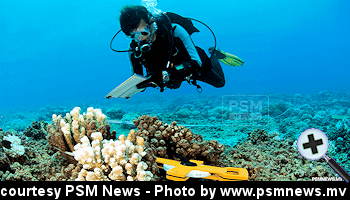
1,0,350,111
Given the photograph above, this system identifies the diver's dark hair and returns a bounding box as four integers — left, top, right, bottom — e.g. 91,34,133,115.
120,6,150,36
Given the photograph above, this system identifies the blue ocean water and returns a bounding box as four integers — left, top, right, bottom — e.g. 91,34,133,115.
0,0,349,110
1,1,350,181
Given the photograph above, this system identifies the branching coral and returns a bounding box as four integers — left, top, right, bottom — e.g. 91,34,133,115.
72,130,155,181
133,115,224,164
47,107,115,154
45,107,161,181
13,108,227,181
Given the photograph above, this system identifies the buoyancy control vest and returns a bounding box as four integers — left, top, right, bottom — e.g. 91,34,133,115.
130,12,201,87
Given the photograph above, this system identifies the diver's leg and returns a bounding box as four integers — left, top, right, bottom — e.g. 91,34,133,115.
195,47,225,88
209,55,225,87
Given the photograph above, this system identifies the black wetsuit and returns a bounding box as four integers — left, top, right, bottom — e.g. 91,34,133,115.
129,14,225,91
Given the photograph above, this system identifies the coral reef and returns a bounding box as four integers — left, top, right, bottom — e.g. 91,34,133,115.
327,119,350,168
1,92,349,181
2,134,25,158
262,103,291,117
72,130,155,181
133,115,224,164
220,129,335,181
45,107,160,181
51,111,225,180
105,108,126,120
47,107,115,154
23,121,48,140
45,109,225,181
0,129,68,181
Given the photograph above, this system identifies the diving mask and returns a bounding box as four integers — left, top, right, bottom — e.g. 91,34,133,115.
130,22,157,42
130,27,150,42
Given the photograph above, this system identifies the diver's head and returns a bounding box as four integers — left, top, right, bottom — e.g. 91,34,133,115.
120,6,154,41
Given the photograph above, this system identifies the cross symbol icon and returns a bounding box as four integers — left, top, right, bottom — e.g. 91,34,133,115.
302,134,324,154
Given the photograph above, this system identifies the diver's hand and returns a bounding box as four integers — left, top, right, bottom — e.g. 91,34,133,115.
136,79,158,89
184,74,193,83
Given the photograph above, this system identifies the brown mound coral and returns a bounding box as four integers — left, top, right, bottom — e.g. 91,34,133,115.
133,115,225,164
220,129,335,181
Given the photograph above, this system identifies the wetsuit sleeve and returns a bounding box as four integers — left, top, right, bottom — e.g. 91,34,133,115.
129,52,144,76
172,24,202,67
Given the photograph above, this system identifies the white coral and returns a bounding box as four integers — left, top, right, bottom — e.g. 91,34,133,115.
2,135,25,157
70,107,81,120
50,106,110,150
73,130,153,181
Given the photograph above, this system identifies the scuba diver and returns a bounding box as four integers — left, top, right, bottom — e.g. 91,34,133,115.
111,5,244,93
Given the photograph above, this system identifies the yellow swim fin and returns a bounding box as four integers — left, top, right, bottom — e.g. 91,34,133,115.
210,48,245,67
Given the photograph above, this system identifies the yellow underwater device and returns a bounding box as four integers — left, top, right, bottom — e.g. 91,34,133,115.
156,157,249,181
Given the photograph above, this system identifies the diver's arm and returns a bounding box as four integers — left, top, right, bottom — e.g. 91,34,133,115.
129,52,144,76
129,54,161,90
172,24,202,67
